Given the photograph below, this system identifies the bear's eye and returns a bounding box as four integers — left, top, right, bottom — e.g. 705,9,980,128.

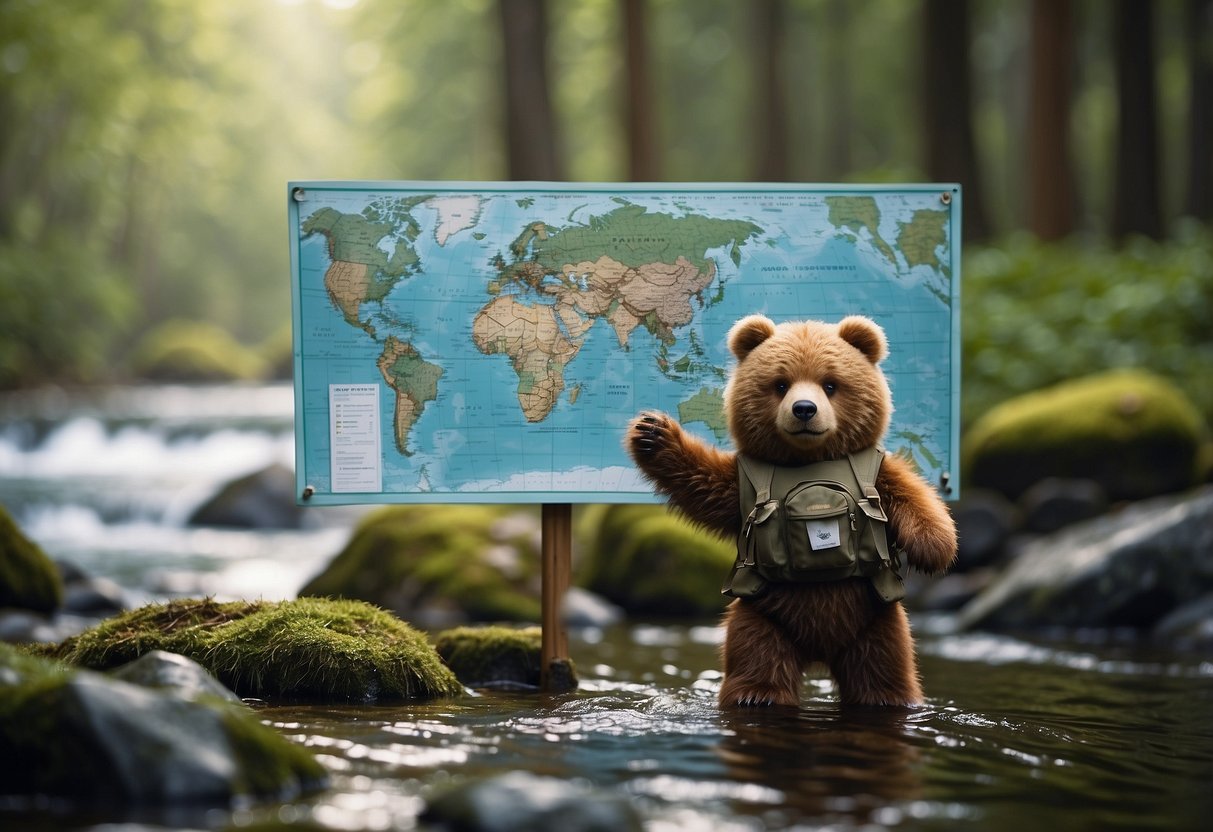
773,379,789,395
823,381,838,397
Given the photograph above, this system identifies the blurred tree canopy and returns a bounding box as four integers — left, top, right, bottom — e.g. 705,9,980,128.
0,0,1209,408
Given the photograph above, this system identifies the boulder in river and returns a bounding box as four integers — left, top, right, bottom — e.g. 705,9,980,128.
956,486,1213,633
434,624,577,692
187,462,304,530
0,642,326,805
300,504,544,628
962,369,1206,502
38,596,463,702
576,504,733,617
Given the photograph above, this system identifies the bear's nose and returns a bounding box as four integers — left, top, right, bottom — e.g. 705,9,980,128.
792,400,818,422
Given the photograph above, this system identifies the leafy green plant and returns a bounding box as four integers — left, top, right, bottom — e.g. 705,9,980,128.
962,226,1213,428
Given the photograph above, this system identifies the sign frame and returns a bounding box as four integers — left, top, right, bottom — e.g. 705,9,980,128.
288,180,962,507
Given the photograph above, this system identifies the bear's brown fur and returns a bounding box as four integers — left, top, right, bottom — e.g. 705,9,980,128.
626,314,956,707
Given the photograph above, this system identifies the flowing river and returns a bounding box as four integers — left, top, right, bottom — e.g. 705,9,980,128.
2,384,1211,831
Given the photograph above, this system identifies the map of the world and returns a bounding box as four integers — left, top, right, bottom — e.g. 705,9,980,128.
288,182,960,504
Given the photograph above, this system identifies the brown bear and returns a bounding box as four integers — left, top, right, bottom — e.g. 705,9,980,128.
626,314,957,707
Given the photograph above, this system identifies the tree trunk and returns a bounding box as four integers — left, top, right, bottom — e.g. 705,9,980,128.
1111,0,1162,240
921,0,991,242
824,0,853,179
1027,0,1077,240
1185,0,1213,220
622,0,659,181
752,0,789,181
498,0,562,180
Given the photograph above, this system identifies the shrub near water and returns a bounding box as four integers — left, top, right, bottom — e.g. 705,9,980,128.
962,229,1213,427
40,597,462,702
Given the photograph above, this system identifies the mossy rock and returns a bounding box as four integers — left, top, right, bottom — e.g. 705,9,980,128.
130,318,268,382
575,503,666,598
301,505,543,627
38,597,462,702
963,370,1207,502
580,505,733,617
433,625,542,689
0,642,326,804
0,503,63,613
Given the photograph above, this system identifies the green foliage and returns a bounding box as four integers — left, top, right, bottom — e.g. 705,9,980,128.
0,503,63,613
129,318,268,382
962,369,1206,501
0,239,135,388
962,228,1213,427
41,597,463,702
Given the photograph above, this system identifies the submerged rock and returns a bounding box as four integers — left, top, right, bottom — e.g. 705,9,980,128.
39,596,463,702
0,643,326,805
956,486,1213,633
421,771,642,832
0,503,63,614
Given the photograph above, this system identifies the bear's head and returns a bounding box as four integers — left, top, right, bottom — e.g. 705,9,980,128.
723,314,892,465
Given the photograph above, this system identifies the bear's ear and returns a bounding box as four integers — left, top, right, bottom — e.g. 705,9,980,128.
728,315,777,361
837,315,888,364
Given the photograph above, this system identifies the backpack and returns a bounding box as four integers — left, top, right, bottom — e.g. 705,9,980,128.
721,447,905,602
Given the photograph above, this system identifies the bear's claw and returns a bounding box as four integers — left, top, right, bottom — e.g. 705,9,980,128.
629,412,668,456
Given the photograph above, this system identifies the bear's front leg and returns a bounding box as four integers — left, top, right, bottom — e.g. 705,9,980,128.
626,411,739,538
718,600,803,707
877,454,958,575
829,602,923,707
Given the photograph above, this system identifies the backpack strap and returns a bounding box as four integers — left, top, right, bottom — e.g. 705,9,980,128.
737,454,775,504
847,447,887,523
846,447,904,602
723,455,779,597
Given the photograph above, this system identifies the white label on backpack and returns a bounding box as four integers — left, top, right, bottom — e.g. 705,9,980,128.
806,519,841,550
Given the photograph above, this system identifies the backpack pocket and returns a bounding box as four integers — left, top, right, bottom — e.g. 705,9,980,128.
781,483,860,576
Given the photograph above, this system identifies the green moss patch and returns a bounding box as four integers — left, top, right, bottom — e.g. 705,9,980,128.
963,369,1207,501
39,597,462,702
434,625,550,689
0,503,63,613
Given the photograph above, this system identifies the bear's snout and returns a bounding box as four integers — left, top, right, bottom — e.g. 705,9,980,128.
792,400,818,421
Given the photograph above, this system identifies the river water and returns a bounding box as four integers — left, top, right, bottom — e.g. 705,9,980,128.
2,384,1211,831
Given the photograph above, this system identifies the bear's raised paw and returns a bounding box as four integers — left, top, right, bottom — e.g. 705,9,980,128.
627,411,679,458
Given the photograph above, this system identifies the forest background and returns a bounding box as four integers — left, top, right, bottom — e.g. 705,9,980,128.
1,0,1210,428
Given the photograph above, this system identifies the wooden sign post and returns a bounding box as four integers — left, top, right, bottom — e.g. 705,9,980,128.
540,503,572,690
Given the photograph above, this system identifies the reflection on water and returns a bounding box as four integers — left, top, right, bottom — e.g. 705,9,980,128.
3,385,1213,830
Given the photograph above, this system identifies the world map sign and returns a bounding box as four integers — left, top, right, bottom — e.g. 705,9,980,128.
288,182,960,505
